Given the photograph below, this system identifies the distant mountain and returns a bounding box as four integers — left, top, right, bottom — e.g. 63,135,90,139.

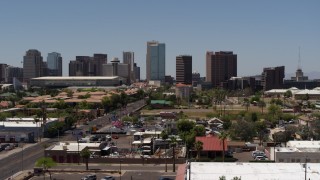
285,71,320,80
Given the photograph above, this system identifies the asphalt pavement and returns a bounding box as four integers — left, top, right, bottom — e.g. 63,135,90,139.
1,99,146,180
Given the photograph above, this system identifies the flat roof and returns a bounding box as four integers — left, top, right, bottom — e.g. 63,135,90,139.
50,142,101,152
187,162,320,180
287,140,320,148
32,76,120,80
133,131,162,136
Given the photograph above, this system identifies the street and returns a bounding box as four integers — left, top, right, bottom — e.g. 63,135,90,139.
0,99,146,180
31,163,177,180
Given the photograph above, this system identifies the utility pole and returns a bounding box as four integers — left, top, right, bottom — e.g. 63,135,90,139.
172,145,176,172
165,148,167,172
188,161,191,180
305,156,308,180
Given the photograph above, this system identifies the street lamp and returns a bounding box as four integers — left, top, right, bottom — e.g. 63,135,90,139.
19,143,24,172
165,148,167,172
119,160,123,180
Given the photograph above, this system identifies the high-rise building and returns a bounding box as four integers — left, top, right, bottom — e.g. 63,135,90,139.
23,49,44,83
146,41,165,82
69,54,107,76
176,55,192,85
134,63,140,82
103,57,130,84
291,68,308,81
192,72,201,86
5,66,23,83
123,51,136,82
206,51,237,87
0,63,8,83
47,52,62,76
261,66,285,91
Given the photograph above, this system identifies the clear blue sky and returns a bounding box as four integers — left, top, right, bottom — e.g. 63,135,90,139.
0,0,319,79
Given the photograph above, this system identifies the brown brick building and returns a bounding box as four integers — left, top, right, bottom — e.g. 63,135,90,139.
261,66,285,91
206,51,237,87
176,55,192,85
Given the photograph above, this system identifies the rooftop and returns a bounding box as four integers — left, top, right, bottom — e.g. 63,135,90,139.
49,142,101,152
195,135,227,151
287,140,320,148
32,76,120,80
186,162,320,180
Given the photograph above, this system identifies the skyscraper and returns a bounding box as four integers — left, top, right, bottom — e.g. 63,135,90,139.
123,51,135,82
69,54,107,76
47,52,62,76
262,66,285,91
103,57,130,84
0,63,8,83
146,41,165,82
176,55,192,85
206,51,237,87
5,66,23,83
134,63,140,82
23,49,44,83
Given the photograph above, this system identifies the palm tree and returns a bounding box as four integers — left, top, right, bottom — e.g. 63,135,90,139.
218,131,228,162
35,157,57,180
80,147,91,170
194,141,203,161
258,100,266,114
34,117,40,142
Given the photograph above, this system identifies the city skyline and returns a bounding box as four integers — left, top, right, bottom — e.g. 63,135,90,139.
0,0,319,79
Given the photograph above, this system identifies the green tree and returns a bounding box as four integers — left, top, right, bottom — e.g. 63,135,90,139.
268,104,282,119
251,112,258,122
160,130,169,140
194,140,203,161
255,120,267,145
218,131,228,162
80,147,91,170
229,119,255,141
273,131,287,144
52,99,68,109
250,96,260,104
35,157,57,180
284,90,292,98
177,119,195,133
257,100,266,114
222,119,232,130
192,125,206,136
232,177,242,180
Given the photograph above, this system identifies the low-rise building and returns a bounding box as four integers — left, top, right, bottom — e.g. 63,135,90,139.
30,76,125,88
275,140,320,163
180,162,320,180
0,118,59,139
45,142,102,163
175,83,192,99
194,135,227,159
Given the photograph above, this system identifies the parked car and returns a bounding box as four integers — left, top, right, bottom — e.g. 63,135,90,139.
81,174,97,180
5,144,14,151
253,152,265,159
255,156,268,161
159,177,174,180
100,176,115,180
252,151,265,158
